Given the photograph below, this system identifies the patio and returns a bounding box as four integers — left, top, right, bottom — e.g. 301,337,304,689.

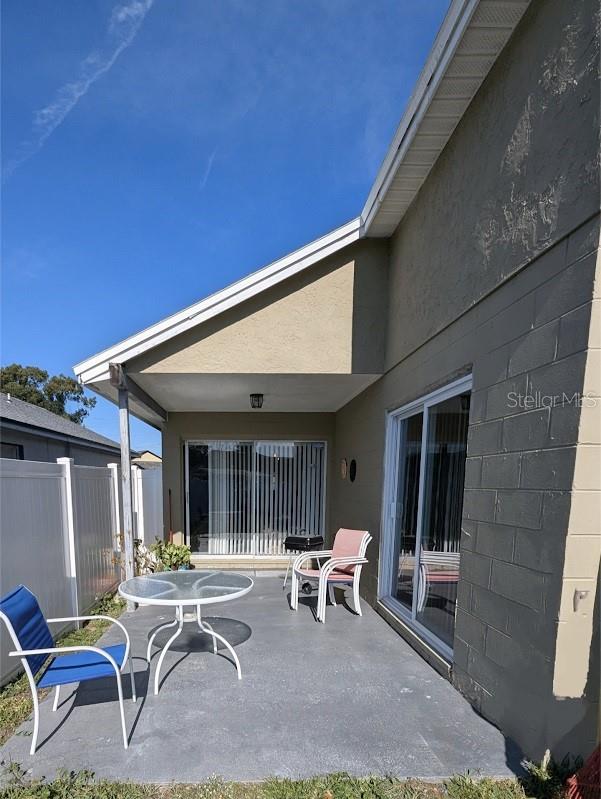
0,573,520,783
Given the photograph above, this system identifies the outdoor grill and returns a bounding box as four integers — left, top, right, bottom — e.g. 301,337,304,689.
282,534,325,592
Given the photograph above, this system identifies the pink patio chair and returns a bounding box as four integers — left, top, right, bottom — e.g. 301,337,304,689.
290,528,372,623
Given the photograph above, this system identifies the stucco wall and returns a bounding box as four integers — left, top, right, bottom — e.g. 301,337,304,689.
131,239,388,378
331,0,599,761
162,412,335,540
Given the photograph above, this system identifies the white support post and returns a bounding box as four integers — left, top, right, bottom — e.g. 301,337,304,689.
119,387,136,611
57,457,80,625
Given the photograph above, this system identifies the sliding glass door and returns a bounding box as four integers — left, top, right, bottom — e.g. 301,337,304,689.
381,376,471,657
186,440,326,556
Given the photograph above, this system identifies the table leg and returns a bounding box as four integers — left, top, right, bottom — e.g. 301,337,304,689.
196,605,241,679
147,615,179,662
154,606,184,695
197,606,217,654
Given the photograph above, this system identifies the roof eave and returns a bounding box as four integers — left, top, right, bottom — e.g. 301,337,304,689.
361,0,479,233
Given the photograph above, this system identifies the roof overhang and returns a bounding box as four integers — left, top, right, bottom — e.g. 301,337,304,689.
84,372,382,424
362,0,530,236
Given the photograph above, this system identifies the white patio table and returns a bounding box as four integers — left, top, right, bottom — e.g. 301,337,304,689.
119,570,253,695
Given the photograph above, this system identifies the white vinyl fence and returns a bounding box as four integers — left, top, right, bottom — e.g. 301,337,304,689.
132,465,163,545
0,457,163,685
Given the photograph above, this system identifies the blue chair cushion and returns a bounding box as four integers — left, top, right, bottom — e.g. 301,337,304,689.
38,644,127,688
0,586,54,677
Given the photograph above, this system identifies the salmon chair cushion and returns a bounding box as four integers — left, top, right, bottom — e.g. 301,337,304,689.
331,528,369,574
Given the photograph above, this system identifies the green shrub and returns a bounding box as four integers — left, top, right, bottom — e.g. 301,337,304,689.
149,539,191,571
520,751,581,799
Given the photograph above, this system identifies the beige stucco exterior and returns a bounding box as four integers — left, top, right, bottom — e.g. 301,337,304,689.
130,240,388,379
552,249,601,706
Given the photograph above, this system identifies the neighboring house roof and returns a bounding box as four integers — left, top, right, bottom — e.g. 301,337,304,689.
74,0,530,395
137,450,161,461
0,392,124,453
132,450,162,465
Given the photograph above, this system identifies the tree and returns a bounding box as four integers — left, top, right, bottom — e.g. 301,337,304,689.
0,363,96,424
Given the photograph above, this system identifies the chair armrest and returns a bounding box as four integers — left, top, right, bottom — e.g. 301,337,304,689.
292,550,332,571
326,556,368,569
47,615,131,660
9,645,121,673
320,556,368,582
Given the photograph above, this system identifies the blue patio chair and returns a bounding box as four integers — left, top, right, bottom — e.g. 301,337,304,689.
0,585,136,754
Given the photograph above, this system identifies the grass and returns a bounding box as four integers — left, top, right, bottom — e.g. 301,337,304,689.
0,765,577,799
0,766,553,799
0,593,126,747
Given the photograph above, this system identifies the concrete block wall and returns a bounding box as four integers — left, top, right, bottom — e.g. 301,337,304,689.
331,215,599,763
455,219,600,758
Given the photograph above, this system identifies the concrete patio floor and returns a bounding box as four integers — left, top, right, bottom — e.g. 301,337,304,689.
1,573,521,783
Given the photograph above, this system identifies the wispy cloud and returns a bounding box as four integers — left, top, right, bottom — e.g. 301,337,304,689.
199,147,218,191
3,0,154,179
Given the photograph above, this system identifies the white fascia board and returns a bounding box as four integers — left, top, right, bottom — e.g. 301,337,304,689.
74,217,363,385
361,0,479,233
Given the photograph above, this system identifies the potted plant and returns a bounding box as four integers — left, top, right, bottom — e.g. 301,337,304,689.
149,538,191,571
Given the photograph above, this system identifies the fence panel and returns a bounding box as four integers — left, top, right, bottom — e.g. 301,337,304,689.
72,464,120,612
0,459,72,685
133,466,163,545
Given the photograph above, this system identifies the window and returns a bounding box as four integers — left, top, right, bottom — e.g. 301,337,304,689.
1,442,24,459
380,375,471,658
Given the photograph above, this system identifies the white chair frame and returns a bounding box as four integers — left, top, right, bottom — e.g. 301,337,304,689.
417,551,460,612
0,611,136,755
290,531,372,623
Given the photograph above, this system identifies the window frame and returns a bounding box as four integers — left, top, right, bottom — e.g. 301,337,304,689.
0,441,24,460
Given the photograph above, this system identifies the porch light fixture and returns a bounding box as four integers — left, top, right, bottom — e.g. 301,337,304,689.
250,393,264,409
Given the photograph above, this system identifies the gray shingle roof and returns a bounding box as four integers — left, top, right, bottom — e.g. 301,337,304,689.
0,392,122,451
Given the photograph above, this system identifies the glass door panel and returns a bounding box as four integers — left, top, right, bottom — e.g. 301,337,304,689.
416,392,470,648
391,412,423,611
208,442,253,555
381,376,471,656
188,442,253,554
254,442,325,554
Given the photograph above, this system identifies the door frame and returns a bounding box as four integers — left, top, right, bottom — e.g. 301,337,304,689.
184,438,328,556
378,374,472,660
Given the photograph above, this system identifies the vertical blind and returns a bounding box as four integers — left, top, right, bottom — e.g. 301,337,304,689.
199,441,325,556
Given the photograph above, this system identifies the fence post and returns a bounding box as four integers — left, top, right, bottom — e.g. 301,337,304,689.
57,457,80,625
132,464,144,544
108,462,121,567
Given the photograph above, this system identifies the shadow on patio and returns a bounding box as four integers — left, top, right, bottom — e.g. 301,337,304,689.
0,573,521,782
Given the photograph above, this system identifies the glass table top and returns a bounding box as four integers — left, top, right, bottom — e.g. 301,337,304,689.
119,570,253,606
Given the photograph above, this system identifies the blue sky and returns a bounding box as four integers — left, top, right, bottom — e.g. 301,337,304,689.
2,0,449,453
